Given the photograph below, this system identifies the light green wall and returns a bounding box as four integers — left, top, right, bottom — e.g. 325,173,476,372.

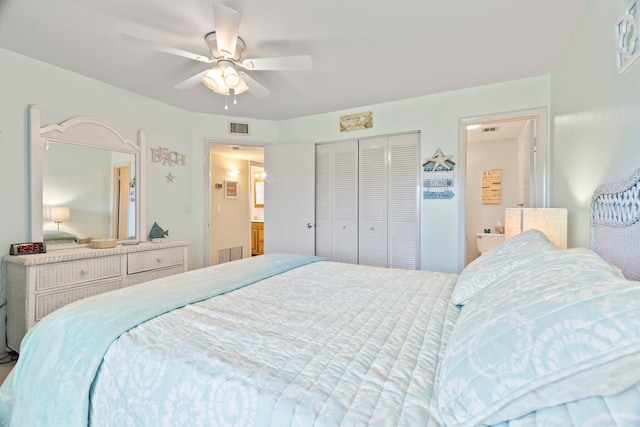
550,0,640,248
0,49,277,271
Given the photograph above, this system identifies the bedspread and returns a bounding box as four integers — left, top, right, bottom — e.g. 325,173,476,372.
0,254,323,427
88,261,460,426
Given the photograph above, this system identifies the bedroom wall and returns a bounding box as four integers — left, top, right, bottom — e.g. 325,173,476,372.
550,0,640,248
276,76,551,273
0,49,277,270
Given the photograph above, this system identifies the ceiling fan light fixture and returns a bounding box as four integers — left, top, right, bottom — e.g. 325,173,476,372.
223,66,241,88
233,77,249,95
202,66,232,95
202,67,222,90
201,59,248,99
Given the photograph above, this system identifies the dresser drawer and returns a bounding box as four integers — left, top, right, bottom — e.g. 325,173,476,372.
35,278,123,321
126,265,186,287
36,256,124,291
128,247,185,274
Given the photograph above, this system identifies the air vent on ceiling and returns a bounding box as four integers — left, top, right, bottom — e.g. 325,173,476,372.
482,126,499,133
229,121,250,135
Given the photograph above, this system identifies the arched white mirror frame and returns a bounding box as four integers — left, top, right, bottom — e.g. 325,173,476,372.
29,105,146,246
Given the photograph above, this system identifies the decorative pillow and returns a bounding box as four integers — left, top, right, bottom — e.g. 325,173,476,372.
437,248,639,427
452,229,559,306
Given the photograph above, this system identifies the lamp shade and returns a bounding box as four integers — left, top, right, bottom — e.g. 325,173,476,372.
50,206,70,223
505,208,568,249
202,63,248,97
202,67,226,94
223,66,241,88
233,77,249,95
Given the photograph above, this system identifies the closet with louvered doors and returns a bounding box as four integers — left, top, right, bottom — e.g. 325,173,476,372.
315,139,359,264
315,132,420,269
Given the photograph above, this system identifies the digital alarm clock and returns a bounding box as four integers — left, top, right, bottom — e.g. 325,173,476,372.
9,242,47,255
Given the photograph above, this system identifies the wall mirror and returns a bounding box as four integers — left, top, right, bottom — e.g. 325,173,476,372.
254,179,264,208
29,105,146,247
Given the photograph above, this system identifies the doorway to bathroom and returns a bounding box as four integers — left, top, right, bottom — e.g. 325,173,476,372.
459,108,548,268
203,140,266,267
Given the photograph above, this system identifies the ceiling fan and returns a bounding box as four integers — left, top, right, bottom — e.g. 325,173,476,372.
122,4,312,108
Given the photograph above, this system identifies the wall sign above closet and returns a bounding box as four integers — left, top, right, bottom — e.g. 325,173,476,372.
339,111,373,132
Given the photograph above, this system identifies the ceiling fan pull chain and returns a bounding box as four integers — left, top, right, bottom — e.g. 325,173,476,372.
224,94,229,110
232,88,238,105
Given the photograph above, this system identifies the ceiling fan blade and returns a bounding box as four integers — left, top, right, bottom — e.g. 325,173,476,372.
238,55,312,71
122,34,213,63
174,70,209,89
238,72,271,99
212,4,241,58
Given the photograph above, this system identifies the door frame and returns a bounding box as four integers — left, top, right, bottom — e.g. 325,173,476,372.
111,163,130,239
202,138,269,267
457,108,548,272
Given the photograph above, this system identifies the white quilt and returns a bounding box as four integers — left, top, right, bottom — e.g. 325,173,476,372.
89,261,460,426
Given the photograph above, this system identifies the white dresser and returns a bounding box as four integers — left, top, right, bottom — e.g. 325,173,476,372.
4,240,189,352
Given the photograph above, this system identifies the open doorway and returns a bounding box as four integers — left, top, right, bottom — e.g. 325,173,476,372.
458,108,548,269
203,141,266,267
111,164,130,239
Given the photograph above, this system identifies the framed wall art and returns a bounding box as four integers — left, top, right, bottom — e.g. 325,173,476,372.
224,180,238,199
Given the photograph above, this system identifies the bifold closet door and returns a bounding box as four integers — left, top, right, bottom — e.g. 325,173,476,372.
317,134,419,269
315,140,358,263
387,133,420,269
359,133,420,269
358,137,388,267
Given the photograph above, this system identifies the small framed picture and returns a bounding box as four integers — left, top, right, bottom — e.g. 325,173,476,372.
224,180,238,198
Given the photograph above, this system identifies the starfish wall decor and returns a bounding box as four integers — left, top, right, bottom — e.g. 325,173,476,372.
423,148,456,171
423,148,455,200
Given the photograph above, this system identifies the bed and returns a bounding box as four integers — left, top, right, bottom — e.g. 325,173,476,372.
1,168,640,427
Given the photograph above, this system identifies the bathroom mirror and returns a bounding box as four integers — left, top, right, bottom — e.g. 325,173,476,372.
29,105,146,247
254,179,264,207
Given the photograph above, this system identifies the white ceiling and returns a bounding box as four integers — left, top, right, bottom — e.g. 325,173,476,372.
0,0,587,121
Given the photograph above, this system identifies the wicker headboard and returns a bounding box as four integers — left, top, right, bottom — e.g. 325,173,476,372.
591,167,640,280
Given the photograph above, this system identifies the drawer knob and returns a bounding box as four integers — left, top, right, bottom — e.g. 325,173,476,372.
156,258,162,263
80,270,88,275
